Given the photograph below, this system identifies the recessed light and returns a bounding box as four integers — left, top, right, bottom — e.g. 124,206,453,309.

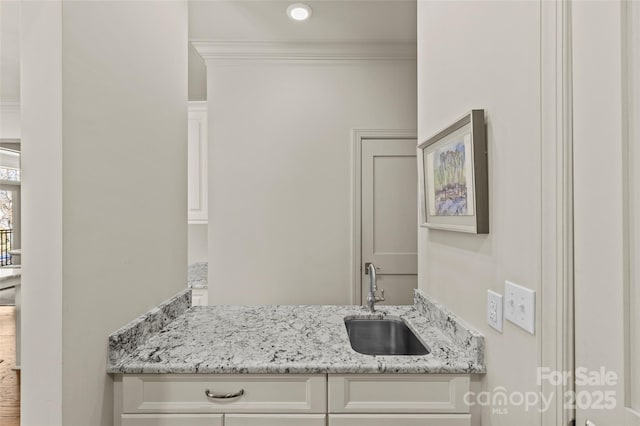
287,3,312,21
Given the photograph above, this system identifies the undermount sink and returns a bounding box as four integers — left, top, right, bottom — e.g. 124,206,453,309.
344,318,430,356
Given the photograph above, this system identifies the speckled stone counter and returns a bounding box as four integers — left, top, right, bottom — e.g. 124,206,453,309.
0,267,20,291
108,289,485,375
0,267,20,282
188,262,207,289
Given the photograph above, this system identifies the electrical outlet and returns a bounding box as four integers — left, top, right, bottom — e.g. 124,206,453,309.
504,281,536,335
487,290,503,332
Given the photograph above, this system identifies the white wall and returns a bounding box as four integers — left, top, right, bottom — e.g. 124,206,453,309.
21,2,63,423
188,223,208,263
204,55,416,304
572,1,631,424
1,0,21,137
21,2,188,425
0,103,20,139
0,0,20,103
418,2,542,424
629,2,640,413
189,44,207,101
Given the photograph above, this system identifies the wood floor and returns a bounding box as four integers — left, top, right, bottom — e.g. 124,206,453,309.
0,306,20,426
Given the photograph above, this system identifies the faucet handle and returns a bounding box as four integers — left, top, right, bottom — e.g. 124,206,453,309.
364,262,378,275
375,289,385,302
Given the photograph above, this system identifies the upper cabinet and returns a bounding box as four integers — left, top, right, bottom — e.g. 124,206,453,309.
188,101,207,224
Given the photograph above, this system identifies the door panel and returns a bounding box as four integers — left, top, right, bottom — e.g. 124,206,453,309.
361,139,417,305
361,275,415,306
187,102,208,224
372,156,418,256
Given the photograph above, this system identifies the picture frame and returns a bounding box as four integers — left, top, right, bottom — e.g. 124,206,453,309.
417,110,488,234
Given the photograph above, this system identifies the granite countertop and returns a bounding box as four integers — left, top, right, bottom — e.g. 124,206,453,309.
0,267,21,286
108,290,485,375
188,262,207,289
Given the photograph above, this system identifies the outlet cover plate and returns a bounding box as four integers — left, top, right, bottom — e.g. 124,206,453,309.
504,280,535,334
487,290,503,332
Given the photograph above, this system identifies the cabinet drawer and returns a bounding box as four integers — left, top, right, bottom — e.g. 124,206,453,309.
122,374,326,414
328,374,470,414
329,414,471,426
225,414,326,426
121,414,223,426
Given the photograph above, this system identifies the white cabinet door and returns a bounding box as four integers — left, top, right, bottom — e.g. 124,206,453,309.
328,414,470,426
328,374,470,414
188,101,208,224
224,414,326,426
121,414,222,426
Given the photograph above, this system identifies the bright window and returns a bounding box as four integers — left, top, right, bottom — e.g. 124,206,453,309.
0,148,20,266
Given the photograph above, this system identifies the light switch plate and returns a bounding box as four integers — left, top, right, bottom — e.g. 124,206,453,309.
487,290,503,332
504,280,535,334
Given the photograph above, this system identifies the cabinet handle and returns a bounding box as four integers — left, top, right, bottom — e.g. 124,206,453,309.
204,388,245,399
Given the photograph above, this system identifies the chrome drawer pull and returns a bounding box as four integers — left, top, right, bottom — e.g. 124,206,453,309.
204,388,245,399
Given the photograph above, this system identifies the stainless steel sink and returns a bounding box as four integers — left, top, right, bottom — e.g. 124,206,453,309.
344,318,430,356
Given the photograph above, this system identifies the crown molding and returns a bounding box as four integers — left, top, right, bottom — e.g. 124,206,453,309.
191,40,416,62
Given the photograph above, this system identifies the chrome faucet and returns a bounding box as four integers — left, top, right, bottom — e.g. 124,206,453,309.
366,262,385,312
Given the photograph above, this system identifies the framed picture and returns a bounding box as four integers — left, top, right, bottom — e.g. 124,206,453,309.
417,110,488,234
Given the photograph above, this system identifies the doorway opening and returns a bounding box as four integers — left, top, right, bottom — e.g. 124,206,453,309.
351,129,417,306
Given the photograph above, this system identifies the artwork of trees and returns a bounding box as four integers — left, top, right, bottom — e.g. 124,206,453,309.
433,141,469,215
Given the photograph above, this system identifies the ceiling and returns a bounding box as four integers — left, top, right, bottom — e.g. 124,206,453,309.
189,0,417,42
0,0,417,105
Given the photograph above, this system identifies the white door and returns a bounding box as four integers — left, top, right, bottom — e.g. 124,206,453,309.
573,1,640,425
361,138,417,305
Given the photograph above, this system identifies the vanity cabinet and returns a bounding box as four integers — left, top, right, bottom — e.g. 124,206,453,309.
188,101,208,224
115,373,471,426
